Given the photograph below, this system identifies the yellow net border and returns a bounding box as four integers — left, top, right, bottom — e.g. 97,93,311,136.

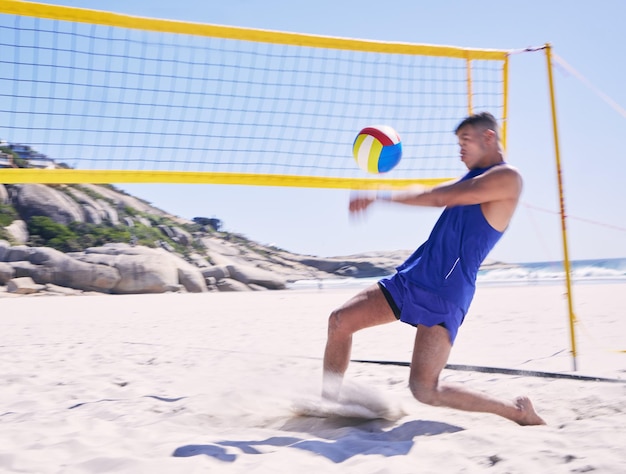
0,0,508,60
0,0,510,188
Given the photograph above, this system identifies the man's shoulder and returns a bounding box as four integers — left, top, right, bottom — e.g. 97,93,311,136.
471,162,523,203
483,163,523,181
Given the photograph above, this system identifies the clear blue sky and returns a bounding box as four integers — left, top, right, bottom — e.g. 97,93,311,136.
38,0,626,262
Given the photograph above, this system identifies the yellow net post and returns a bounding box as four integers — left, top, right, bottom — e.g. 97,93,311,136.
466,58,473,115
545,43,578,371
501,55,510,151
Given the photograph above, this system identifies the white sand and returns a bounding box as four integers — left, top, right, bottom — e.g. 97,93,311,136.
1,283,624,473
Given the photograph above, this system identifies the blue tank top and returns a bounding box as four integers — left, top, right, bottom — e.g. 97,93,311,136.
396,164,505,313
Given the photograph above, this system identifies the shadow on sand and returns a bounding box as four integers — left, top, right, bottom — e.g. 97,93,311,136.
173,417,463,463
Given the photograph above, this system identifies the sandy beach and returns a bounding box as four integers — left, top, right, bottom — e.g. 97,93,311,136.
1,283,624,473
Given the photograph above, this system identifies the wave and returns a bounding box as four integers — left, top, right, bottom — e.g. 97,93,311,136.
478,258,626,285
288,257,626,290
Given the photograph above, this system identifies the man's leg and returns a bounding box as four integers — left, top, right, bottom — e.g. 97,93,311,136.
408,324,546,426
322,283,397,399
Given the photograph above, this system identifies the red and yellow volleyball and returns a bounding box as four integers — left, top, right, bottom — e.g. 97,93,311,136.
352,125,402,174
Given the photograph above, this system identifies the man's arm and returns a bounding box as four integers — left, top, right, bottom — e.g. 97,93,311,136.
349,165,522,214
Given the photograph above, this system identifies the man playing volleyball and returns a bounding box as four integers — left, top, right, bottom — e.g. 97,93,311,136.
322,112,545,425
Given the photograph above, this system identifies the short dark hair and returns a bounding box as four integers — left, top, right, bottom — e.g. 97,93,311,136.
455,111,499,138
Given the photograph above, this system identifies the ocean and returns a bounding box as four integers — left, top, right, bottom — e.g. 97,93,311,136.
478,257,626,286
288,257,626,290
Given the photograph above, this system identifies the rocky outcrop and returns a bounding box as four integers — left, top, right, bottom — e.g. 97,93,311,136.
0,182,433,297
290,250,413,278
0,242,212,295
199,236,410,281
0,236,410,296
3,183,186,229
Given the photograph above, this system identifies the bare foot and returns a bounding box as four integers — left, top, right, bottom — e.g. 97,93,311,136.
514,396,546,426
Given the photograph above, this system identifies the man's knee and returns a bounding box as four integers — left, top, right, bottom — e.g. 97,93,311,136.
327,306,360,339
327,308,346,336
409,379,441,406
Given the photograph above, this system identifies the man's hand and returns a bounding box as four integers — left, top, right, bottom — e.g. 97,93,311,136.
349,192,376,217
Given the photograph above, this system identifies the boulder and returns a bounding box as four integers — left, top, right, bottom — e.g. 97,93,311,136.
0,184,8,204
225,264,287,290
0,262,14,284
8,261,44,278
80,244,207,294
11,183,84,225
44,283,83,296
3,220,28,245
96,199,119,225
157,225,175,239
188,252,210,268
110,254,180,294
3,245,32,262
216,278,252,292
78,246,178,294
81,205,103,225
7,276,45,294
170,226,192,246
174,257,207,293
201,236,240,257
4,246,120,292
0,239,12,260
64,187,107,224
64,186,121,224
201,265,230,280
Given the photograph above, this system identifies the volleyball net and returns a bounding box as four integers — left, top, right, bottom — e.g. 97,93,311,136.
0,0,509,189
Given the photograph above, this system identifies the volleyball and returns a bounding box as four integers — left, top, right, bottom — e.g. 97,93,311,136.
352,125,402,174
